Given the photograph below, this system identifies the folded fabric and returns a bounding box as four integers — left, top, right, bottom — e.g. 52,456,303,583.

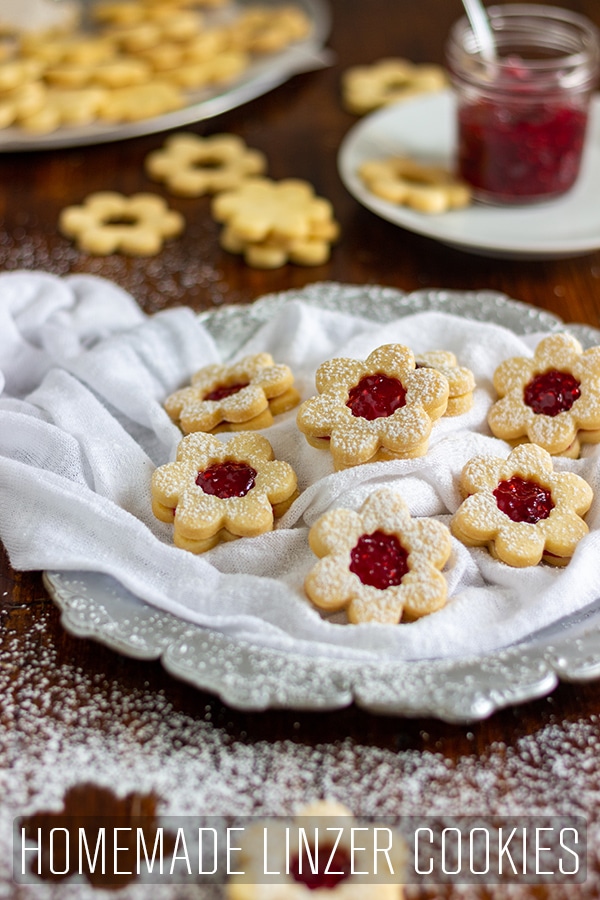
0,271,145,398
1,273,599,663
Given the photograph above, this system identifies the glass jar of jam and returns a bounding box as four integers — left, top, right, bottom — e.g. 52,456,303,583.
446,4,600,204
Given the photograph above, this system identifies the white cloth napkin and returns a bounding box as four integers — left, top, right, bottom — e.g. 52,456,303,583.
1,271,599,663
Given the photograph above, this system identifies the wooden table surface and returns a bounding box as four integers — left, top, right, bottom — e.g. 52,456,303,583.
2,0,600,896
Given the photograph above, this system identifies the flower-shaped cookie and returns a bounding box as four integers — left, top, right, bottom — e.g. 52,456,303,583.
488,333,600,458
341,57,448,115
358,157,471,214
226,800,406,900
145,132,267,197
0,81,46,130
18,86,108,134
226,5,311,54
305,489,452,623
212,177,340,268
97,80,184,122
164,352,300,434
151,432,298,553
59,191,184,255
296,344,449,469
213,177,335,242
451,443,593,567
415,350,475,416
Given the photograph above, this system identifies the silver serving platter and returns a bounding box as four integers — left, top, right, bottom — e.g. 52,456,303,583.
44,283,600,722
0,0,331,152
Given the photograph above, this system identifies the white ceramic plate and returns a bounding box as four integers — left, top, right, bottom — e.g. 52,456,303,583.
0,0,330,152
43,282,600,723
338,89,600,259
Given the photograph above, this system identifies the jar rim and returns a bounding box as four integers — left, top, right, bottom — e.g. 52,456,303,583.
447,2,600,75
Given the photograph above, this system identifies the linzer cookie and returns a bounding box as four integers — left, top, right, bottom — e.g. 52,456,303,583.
226,5,311,54
296,343,449,469
145,132,267,197
358,156,472,214
415,350,475,416
58,191,184,255
164,353,300,434
151,432,298,553
212,176,340,268
451,443,592,567
341,57,448,115
488,333,600,458
305,489,452,624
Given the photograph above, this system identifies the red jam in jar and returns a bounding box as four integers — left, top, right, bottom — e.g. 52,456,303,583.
346,373,406,420
446,5,600,204
290,846,352,890
349,530,409,590
457,92,588,202
195,461,256,499
493,475,554,523
523,369,581,416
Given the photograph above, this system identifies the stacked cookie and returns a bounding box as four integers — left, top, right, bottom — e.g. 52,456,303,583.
59,131,340,265
151,333,596,628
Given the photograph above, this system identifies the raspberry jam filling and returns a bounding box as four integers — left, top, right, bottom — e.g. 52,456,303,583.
523,369,581,416
195,461,256,499
203,382,249,402
493,476,554,524
346,373,406,420
290,846,352,890
349,530,409,590
458,92,588,202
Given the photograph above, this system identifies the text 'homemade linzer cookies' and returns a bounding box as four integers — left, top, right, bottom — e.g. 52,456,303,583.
151,432,298,553
296,343,449,469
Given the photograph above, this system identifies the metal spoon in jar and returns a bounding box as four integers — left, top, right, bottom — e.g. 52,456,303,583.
461,0,496,62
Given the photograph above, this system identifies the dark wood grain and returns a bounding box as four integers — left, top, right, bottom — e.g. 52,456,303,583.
2,1,600,896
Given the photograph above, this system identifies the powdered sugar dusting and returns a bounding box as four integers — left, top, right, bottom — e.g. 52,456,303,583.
2,606,600,898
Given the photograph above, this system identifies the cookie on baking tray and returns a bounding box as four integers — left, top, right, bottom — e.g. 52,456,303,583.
358,156,472,214
151,431,298,553
165,352,300,434
305,488,452,624
487,332,600,458
415,350,475,416
2,1,312,135
451,443,593,567
296,343,449,469
226,4,311,54
341,56,448,115
212,176,340,268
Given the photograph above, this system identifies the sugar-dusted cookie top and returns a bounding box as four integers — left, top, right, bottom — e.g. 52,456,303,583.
488,332,600,458
415,350,475,416
296,343,449,469
305,488,452,624
451,443,593,567
164,352,299,434
151,431,297,553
